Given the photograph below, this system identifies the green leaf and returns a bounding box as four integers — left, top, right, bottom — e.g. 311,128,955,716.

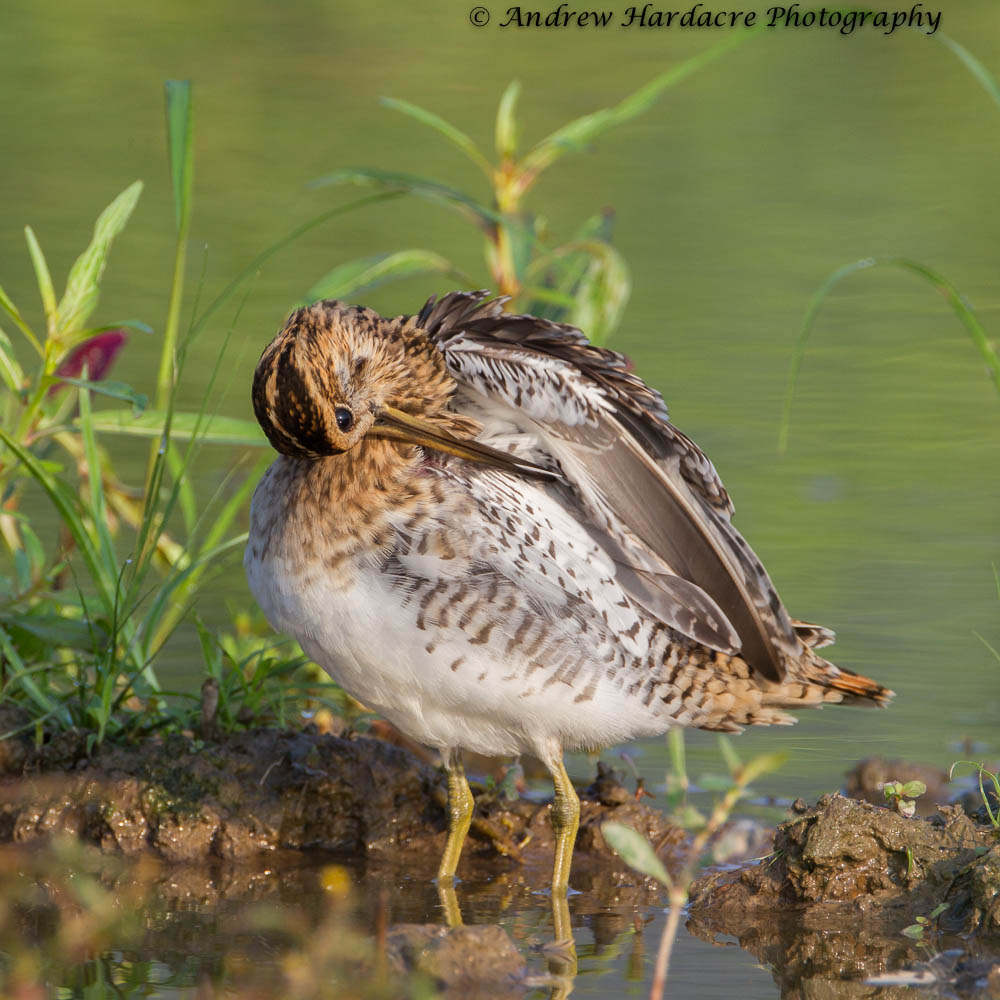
901,923,925,941
526,211,614,322
0,326,24,393
0,285,43,355
0,612,107,654
495,80,521,160
14,549,30,592
302,249,461,305
71,408,268,446
56,181,144,338
24,227,57,330
671,803,707,830
901,780,927,799
20,522,46,576
737,751,788,787
558,239,631,345
311,168,504,233
697,774,737,793
51,377,147,415
505,213,538,286
165,80,195,232
519,30,762,185
778,257,1000,454
718,734,742,775
602,822,672,887
380,97,492,177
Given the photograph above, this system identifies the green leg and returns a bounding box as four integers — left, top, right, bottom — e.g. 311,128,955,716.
438,750,474,884
549,757,580,894
548,756,579,992
437,880,464,929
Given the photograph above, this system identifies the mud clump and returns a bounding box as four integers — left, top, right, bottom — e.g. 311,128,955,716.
0,727,679,872
0,729,442,861
388,924,530,998
688,793,1000,996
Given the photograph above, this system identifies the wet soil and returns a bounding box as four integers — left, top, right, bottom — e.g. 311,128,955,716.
0,721,680,997
688,792,1000,997
0,721,682,875
6,716,1000,997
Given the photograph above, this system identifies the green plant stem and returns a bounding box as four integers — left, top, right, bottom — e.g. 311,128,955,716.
649,765,775,1000
650,885,686,1000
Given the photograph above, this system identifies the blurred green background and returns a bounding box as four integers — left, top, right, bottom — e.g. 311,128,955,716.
1,0,998,796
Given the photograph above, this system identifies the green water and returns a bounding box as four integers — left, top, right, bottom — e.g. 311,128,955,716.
2,0,999,994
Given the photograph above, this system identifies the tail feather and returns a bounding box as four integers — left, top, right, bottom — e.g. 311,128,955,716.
819,661,894,706
762,653,894,710
690,647,893,734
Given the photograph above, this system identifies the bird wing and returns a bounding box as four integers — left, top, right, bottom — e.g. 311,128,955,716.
415,291,804,682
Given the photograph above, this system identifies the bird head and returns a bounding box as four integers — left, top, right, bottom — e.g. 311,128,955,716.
251,299,555,478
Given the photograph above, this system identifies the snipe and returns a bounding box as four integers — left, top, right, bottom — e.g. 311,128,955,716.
245,290,892,900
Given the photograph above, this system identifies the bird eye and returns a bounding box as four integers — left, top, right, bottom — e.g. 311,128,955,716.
334,407,354,432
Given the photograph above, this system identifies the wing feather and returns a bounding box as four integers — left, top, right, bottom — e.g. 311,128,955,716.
414,290,806,682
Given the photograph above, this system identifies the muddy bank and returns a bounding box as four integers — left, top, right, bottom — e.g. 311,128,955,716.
688,793,1000,996
0,725,681,872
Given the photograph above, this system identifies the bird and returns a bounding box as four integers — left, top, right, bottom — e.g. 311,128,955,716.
244,290,892,897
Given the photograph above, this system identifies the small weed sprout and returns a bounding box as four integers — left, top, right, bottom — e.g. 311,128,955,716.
883,780,927,818
902,902,949,944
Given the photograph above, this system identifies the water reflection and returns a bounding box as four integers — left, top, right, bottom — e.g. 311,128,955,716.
5,830,976,999
0,840,664,998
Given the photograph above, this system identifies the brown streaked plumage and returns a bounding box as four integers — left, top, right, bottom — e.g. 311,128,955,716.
244,291,893,905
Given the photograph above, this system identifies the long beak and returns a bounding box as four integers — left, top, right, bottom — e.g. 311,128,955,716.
372,405,558,481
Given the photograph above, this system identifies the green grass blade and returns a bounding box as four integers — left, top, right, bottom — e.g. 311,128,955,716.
380,97,492,177
190,192,403,340
157,81,194,415
0,427,115,614
778,256,1000,453
0,625,63,720
165,80,195,233
519,29,763,184
302,249,463,304
56,181,144,340
197,453,272,558
935,33,1000,110
495,80,521,160
974,630,1000,665
76,382,115,575
311,168,505,233
166,442,198,536
70,408,267,446
24,227,58,333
